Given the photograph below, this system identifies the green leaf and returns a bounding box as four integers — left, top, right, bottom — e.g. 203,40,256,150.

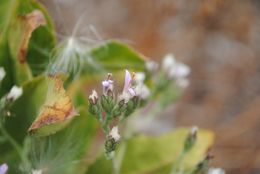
85,41,147,74
86,128,214,174
0,0,56,86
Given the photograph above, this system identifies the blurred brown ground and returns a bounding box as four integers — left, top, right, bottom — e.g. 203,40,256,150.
40,0,260,173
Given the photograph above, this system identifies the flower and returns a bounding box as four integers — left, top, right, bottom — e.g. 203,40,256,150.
89,90,98,104
109,126,120,142
119,70,136,102
145,60,158,72
31,169,42,174
162,54,176,72
176,78,190,88
6,86,23,101
134,72,150,99
0,67,6,82
0,163,8,174
134,72,145,84
208,168,225,174
102,73,113,95
162,54,190,79
135,84,150,100
168,62,190,78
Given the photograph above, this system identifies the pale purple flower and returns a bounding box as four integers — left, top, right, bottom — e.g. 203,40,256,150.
0,163,8,174
102,73,113,95
119,70,136,102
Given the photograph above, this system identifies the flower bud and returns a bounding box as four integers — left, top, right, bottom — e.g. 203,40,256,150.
101,94,114,114
124,96,139,117
111,99,127,117
89,90,98,104
105,127,120,154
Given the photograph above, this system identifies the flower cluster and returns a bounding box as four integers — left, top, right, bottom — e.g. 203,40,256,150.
88,70,150,156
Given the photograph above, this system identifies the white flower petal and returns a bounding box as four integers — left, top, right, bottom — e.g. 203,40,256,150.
109,126,120,142
6,86,23,101
135,72,145,84
208,168,225,174
162,54,176,72
145,61,158,72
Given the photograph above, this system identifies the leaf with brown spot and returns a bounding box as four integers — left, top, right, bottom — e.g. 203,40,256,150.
28,76,77,137
9,10,46,63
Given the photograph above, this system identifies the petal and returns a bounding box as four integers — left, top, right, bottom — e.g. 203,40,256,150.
124,69,132,91
0,163,8,174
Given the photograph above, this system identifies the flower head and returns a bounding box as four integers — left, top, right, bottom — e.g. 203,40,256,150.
0,163,8,174
6,86,23,101
162,54,190,79
134,72,150,99
102,73,113,96
109,126,120,142
0,67,6,82
89,90,98,104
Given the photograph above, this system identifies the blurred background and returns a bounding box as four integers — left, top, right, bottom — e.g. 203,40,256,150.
39,0,260,173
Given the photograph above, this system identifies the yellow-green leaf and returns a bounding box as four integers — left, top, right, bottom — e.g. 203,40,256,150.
28,76,77,137
86,128,214,174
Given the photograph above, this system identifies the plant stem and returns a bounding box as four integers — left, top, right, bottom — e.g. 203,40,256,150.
112,155,120,174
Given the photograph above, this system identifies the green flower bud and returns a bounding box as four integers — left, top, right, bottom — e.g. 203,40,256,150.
88,104,100,117
111,100,126,118
101,94,114,114
124,96,139,117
